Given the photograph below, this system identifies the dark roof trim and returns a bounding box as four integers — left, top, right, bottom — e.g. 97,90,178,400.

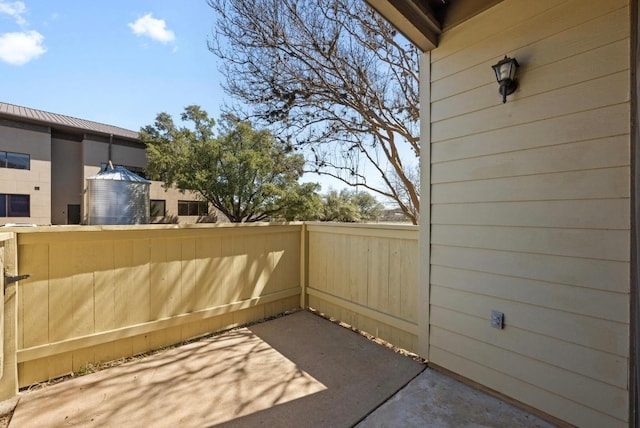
441,0,504,31
366,0,505,51
0,101,139,141
366,0,441,51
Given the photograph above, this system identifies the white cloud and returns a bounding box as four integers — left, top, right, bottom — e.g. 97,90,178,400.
128,13,175,44
0,1,27,27
0,30,46,65
0,1,47,65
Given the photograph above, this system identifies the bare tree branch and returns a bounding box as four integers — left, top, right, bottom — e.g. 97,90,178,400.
208,0,420,224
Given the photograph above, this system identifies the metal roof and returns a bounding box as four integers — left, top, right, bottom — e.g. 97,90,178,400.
0,101,139,140
87,165,150,183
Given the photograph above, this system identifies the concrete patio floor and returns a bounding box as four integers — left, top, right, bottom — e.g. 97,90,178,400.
357,368,557,428
7,311,556,427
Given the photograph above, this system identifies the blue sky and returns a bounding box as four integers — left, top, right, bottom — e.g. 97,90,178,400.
0,0,386,194
0,0,225,131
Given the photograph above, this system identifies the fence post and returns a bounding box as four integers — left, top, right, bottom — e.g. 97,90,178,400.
417,50,431,360
300,223,308,309
0,234,18,400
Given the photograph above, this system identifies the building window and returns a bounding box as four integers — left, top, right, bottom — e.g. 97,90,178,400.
178,201,208,216
0,151,30,170
150,199,166,217
0,194,30,217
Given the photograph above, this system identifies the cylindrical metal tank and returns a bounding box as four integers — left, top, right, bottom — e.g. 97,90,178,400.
86,165,151,225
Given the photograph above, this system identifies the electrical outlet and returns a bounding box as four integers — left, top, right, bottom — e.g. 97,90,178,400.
491,310,504,329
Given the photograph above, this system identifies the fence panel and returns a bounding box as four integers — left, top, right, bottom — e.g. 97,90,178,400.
0,232,17,400
15,224,302,387
306,223,419,353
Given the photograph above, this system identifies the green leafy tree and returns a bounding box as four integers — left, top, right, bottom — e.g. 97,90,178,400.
141,106,318,222
275,182,324,221
320,189,383,222
352,191,383,221
321,189,360,222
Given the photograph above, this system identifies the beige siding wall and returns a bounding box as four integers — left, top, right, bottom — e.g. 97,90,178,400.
149,185,218,224
15,224,301,386
0,122,51,225
426,0,630,426
306,223,419,353
51,137,82,225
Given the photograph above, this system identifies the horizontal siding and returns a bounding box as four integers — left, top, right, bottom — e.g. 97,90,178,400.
431,0,627,80
432,3,629,101
433,37,629,121
430,0,561,62
432,70,629,142
430,306,627,388
431,266,628,323
432,103,630,163
432,136,629,184
432,166,629,203
431,285,628,357
431,245,628,293
432,199,630,229
432,225,629,261
430,325,627,419
426,0,631,426
429,343,626,428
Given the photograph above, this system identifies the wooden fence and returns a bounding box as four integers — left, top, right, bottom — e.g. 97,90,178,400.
0,232,17,399
305,223,419,354
15,224,302,387
5,222,420,389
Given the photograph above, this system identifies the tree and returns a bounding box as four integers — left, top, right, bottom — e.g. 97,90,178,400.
388,164,420,222
141,106,317,222
321,189,360,222
275,182,324,221
208,0,420,224
320,189,383,222
351,191,384,222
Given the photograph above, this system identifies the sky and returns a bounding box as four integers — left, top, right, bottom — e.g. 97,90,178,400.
0,0,385,194
0,0,225,132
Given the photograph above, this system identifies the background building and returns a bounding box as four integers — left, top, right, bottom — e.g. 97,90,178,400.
0,101,213,225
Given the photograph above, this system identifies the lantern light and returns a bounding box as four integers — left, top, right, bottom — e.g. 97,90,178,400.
492,56,519,103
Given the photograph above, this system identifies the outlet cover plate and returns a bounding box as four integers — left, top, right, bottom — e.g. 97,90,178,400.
491,310,504,329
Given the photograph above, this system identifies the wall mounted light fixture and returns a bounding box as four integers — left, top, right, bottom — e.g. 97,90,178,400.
492,56,519,103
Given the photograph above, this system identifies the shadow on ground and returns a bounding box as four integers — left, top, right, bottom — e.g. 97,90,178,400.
9,311,424,428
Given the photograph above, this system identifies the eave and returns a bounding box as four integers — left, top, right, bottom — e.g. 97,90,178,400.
365,0,505,51
366,0,441,51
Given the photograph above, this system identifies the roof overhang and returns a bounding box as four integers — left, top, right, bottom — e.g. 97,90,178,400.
366,0,441,51
365,0,505,51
